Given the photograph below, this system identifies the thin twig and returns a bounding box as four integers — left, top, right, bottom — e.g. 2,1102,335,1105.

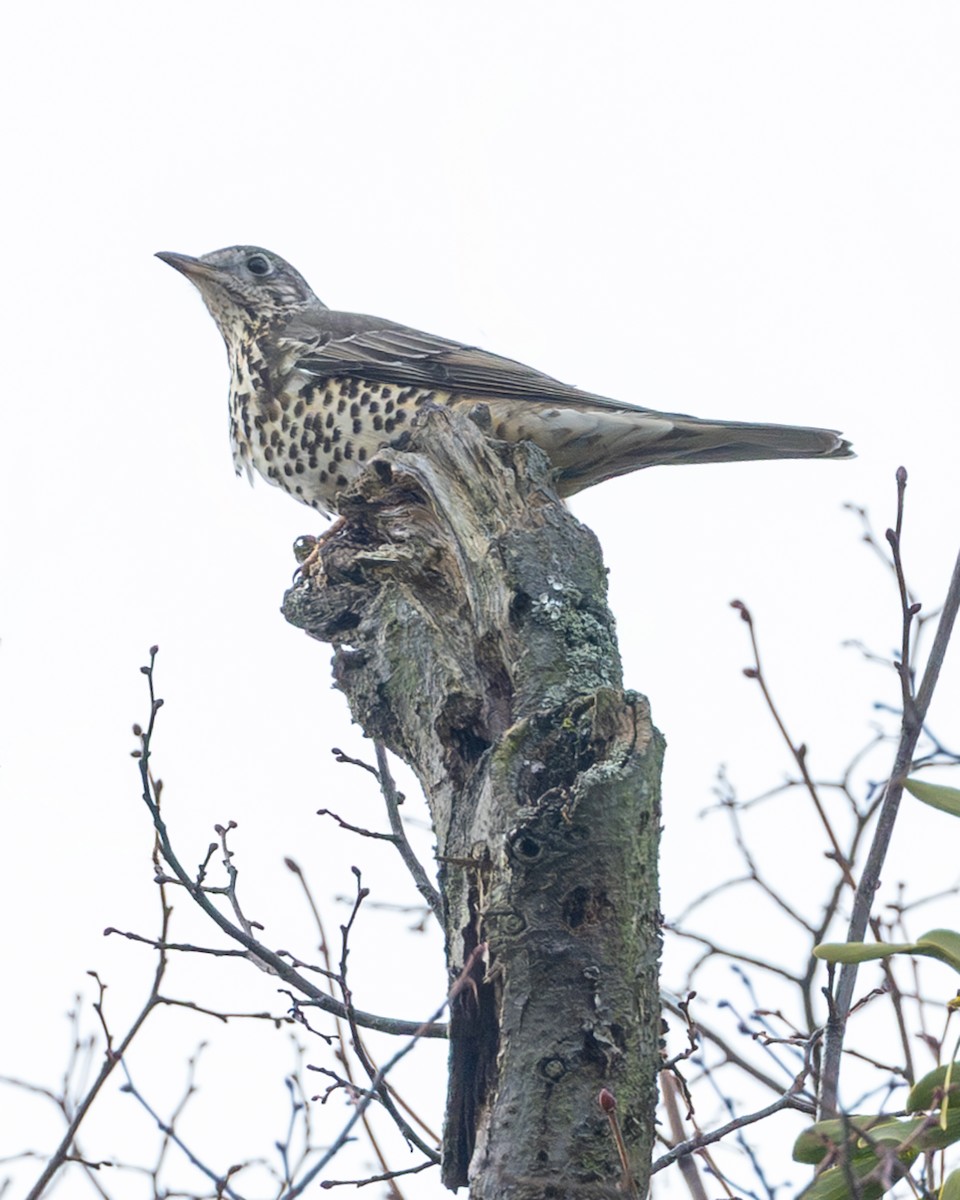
651,1090,808,1174
118,1066,244,1200
287,857,438,1186
333,871,439,1162
660,996,790,1097
280,947,484,1198
819,474,960,1116
317,1158,436,1189
134,651,444,1040
24,838,172,1199
374,742,443,924
731,600,856,890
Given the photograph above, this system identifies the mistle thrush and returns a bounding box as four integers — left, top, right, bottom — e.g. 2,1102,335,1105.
157,245,853,516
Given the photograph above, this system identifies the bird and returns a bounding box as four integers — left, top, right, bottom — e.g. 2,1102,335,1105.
156,245,853,518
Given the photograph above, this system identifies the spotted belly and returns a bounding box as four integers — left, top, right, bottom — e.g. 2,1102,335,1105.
229,375,453,515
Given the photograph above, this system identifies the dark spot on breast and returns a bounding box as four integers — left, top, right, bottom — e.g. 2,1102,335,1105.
372,415,383,431
284,464,293,477
325,413,334,428
344,443,353,459
358,447,367,462
350,402,360,417
352,418,363,434
368,401,380,414
385,399,395,414
295,461,304,474
336,473,347,486
384,418,395,433
381,387,392,400
264,447,274,461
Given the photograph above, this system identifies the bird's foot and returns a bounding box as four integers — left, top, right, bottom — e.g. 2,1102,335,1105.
292,517,346,579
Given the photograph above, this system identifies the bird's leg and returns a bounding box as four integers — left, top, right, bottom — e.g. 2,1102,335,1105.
292,517,346,577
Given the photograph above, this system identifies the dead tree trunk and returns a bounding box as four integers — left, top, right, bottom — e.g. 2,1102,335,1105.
282,407,663,1198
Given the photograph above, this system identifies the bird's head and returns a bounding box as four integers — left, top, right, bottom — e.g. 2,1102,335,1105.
156,246,323,343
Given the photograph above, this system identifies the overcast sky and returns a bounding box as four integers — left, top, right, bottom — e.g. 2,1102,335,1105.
2,4,959,1197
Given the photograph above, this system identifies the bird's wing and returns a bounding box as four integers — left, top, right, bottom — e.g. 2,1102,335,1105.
279,311,852,462
279,311,638,412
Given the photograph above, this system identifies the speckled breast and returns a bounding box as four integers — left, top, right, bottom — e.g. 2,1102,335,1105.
230,372,452,515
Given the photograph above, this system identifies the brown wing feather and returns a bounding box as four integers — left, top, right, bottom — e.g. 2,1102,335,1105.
278,307,853,465
282,308,645,410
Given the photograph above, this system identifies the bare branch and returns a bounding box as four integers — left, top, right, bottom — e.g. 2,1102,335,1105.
134,650,445,1040
820,472,960,1116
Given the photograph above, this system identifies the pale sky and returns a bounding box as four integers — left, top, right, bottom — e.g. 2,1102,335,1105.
2,4,959,1197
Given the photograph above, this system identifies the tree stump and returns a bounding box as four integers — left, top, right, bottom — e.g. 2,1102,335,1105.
282,407,663,1197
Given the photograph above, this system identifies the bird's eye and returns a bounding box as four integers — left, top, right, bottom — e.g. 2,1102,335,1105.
246,255,272,276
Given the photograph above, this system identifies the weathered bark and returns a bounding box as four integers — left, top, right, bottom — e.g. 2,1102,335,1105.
282,407,663,1198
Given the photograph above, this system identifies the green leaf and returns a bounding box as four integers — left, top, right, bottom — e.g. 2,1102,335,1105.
865,1116,927,1149
793,1116,884,1164
913,930,960,972
907,1062,960,1112
813,929,960,973
794,1109,960,1177
904,777,960,818
913,1107,960,1152
941,1168,960,1200
902,1104,960,1152
826,1113,948,1152
798,1155,904,1200
793,1115,923,1164
813,942,915,964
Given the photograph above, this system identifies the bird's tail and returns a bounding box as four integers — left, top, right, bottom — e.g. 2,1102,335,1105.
475,400,853,497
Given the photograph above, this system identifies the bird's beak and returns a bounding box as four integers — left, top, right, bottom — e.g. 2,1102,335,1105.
155,251,219,281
